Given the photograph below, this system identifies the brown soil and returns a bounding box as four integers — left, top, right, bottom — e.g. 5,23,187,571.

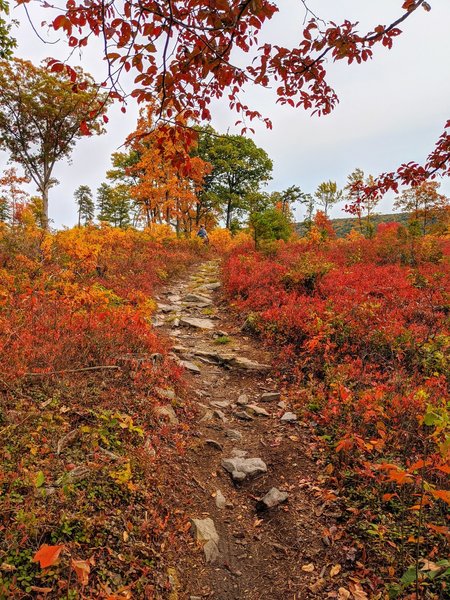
154,260,350,600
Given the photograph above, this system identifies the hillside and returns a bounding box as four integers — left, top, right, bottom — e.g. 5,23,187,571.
296,212,409,237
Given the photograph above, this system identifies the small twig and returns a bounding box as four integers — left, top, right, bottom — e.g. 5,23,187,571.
25,365,121,376
22,4,60,45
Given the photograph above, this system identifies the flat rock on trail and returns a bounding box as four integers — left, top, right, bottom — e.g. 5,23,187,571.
154,261,347,600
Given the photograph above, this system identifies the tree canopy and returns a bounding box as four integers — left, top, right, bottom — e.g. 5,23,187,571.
16,0,449,193
196,129,273,228
0,58,109,226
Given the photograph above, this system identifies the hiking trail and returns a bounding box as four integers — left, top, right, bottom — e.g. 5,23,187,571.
153,260,346,600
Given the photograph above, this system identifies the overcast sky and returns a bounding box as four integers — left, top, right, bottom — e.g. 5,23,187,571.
3,0,450,227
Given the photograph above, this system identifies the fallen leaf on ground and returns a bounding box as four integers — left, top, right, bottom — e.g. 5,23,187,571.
338,588,351,600
309,577,325,592
330,563,342,577
302,563,315,572
349,582,369,600
32,544,64,568
71,558,90,585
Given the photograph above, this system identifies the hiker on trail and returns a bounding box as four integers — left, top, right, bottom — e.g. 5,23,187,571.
197,224,209,244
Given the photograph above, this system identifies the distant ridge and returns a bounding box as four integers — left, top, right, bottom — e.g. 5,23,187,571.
296,212,409,237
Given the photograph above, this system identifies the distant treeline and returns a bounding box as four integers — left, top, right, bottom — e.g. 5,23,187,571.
296,212,409,238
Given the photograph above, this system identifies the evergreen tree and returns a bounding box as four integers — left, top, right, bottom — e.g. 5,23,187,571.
96,183,113,223
0,193,10,222
109,184,131,228
96,182,131,227
74,185,94,226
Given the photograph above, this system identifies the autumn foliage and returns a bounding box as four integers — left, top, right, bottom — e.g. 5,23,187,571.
126,105,212,231
222,225,449,596
0,216,203,597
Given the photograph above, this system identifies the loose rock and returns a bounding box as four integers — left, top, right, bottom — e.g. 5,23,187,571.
183,293,213,305
225,429,243,441
231,448,248,458
210,400,230,409
234,410,254,421
205,439,223,451
204,282,221,290
222,456,267,482
247,404,270,417
179,360,201,374
213,409,227,422
236,394,249,406
256,487,289,511
225,355,270,371
215,489,226,509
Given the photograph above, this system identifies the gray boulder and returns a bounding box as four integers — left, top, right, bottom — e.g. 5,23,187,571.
222,456,267,482
256,487,289,511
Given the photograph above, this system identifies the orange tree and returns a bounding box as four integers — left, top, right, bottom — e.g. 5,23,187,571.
0,58,109,227
16,0,450,191
125,105,212,233
394,181,450,235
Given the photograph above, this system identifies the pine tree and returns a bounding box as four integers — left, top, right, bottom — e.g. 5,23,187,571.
96,183,113,223
96,182,131,227
74,185,94,226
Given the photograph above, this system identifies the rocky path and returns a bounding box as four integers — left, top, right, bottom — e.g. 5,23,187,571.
153,261,348,600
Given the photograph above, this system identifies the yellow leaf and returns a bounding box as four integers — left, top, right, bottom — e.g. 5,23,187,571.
330,563,342,577
109,460,132,485
302,563,315,572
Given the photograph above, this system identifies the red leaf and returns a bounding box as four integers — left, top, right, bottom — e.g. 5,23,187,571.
80,121,91,136
53,15,72,34
32,544,64,568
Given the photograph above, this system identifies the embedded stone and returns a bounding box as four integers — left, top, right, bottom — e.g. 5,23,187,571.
281,412,298,423
260,392,281,402
155,405,179,425
180,317,215,330
191,518,220,563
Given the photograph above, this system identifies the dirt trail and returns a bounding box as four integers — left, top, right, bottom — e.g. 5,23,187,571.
154,260,346,600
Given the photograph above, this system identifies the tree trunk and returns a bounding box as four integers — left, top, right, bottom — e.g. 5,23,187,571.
226,198,232,229
41,184,49,230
